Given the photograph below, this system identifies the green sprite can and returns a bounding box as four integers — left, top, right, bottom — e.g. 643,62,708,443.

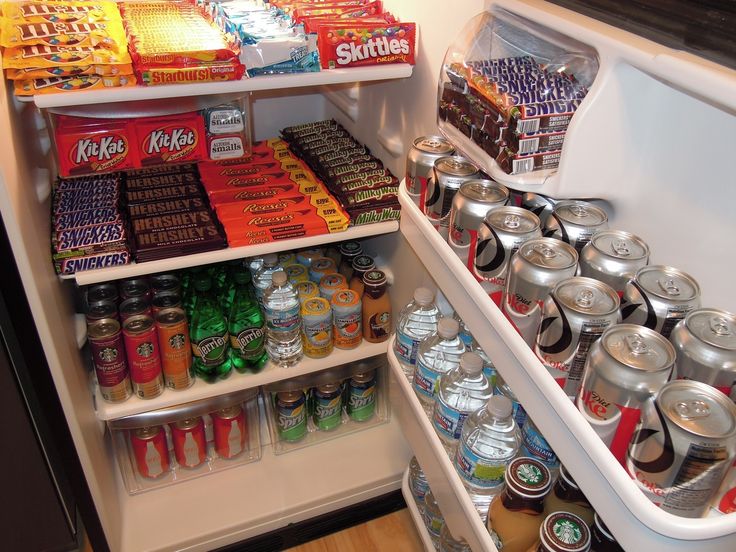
347,370,377,422
313,383,343,431
276,390,307,442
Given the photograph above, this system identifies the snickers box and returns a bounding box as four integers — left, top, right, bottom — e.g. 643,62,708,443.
54,207,122,232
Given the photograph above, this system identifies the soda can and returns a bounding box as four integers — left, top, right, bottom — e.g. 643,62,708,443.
448,179,509,267
151,291,182,315
625,380,736,517
122,314,164,399
405,135,455,211
308,257,337,283
285,263,309,285
543,200,608,252
331,289,362,349
87,283,119,306
120,278,152,302
120,296,152,321
212,405,248,459
621,265,702,339
535,277,621,397
313,382,343,431
88,318,131,403
296,281,320,305
150,274,180,296
579,230,650,297
155,307,193,390
171,417,207,469
503,237,578,346
319,273,348,303
348,370,377,422
130,426,170,479
301,297,333,358
86,300,118,323
276,390,308,442
670,308,736,398
521,192,557,228
576,324,675,463
473,206,542,306
425,155,480,239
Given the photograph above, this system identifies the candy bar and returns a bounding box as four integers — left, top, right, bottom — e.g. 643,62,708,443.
207,179,327,204
221,209,348,247
339,187,398,207
347,201,401,226
334,173,399,193
201,169,319,195
52,221,127,254
127,197,208,218
54,207,122,231
198,160,284,182
55,248,130,275
131,210,215,234
54,173,121,191
214,193,341,221
507,130,567,156
133,224,227,263
125,184,202,205
317,22,416,69
135,113,207,166
508,99,582,135
125,171,200,191
53,192,119,214
495,148,562,175
325,160,383,182
137,61,245,85
126,163,199,177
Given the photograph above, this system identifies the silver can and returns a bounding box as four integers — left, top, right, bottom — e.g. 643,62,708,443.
544,200,609,252
425,156,480,239
474,207,542,306
576,324,675,463
521,192,557,228
625,380,736,518
503,238,578,346
621,265,702,339
534,277,621,398
448,179,509,266
670,308,736,398
405,135,455,212
580,230,650,297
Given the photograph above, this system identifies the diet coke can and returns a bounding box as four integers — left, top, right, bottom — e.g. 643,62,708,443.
670,308,736,398
544,200,608,252
579,230,650,298
405,135,455,211
521,192,557,228
130,426,170,479
535,277,621,397
448,179,509,267
425,156,479,239
473,207,542,306
171,417,208,469
626,380,736,517
621,265,701,339
503,238,578,346
576,324,675,463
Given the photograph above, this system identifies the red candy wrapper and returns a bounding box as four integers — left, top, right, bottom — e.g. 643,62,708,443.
136,113,207,166
318,22,416,69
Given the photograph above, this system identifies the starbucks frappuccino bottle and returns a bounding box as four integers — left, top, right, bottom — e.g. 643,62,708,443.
543,464,594,527
525,511,591,552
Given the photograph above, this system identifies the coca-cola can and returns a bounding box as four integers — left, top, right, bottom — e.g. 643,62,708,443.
544,200,608,252
122,314,164,399
448,179,509,267
503,238,578,346
171,417,208,469
130,426,170,479
213,405,248,459
670,308,736,398
576,324,675,463
521,192,557,228
579,230,650,298
621,265,702,339
474,207,542,306
626,380,736,517
425,156,480,239
88,318,132,403
405,135,455,212
535,277,621,397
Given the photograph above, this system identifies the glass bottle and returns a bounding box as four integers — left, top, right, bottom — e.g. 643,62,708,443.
525,511,591,552
348,254,375,297
362,270,391,343
189,274,232,383
228,269,267,373
543,464,594,526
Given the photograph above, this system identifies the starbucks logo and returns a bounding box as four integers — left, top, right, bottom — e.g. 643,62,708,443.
137,341,154,358
99,347,118,362
516,463,543,485
553,518,582,544
169,333,186,350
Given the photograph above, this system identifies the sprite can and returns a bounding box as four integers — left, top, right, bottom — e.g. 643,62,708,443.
313,383,343,431
276,390,307,442
347,370,377,422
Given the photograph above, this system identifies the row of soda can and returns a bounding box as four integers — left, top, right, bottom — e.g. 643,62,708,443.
406,135,736,518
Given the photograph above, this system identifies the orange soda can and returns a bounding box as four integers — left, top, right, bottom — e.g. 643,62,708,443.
155,307,193,390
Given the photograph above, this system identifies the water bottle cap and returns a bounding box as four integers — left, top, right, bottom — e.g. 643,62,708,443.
437,317,460,338
263,253,278,267
460,352,483,374
414,287,434,305
488,395,512,418
272,271,287,286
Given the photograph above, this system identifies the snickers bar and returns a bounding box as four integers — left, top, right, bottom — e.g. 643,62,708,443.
55,249,131,275
53,221,127,254
495,148,562,175
54,207,122,231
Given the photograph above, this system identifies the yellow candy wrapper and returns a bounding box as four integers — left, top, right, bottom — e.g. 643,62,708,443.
6,63,134,79
1,1,121,24
0,18,127,51
1,44,132,68
14,73,137,96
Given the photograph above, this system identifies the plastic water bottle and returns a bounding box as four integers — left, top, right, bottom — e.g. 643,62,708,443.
453,395,521,522
456,315,496,386
519,416,560,479
413,317,466,416
439,524,471,552
494,373,528,430
253,253,280,305
432,352,493,456
408,456,429,510
423,489,444,550
263,271,303,366
394,287,440,379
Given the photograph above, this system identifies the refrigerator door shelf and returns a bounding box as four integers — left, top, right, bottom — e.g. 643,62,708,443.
401,466,438,552
95,340,389,421
64,220,399,285
395,184,736,551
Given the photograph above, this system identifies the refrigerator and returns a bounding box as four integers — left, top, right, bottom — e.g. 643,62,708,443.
0,0,734,550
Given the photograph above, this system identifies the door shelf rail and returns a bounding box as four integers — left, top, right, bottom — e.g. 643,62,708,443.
401,466,440,552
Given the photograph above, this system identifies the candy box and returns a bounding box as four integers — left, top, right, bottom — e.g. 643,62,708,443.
135,113,207,166
317,22,416,69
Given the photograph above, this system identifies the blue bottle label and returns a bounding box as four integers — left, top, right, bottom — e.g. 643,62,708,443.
432,395,467,441
265,303,300,332
520,421,558,467
454,440,508,489
412,359,440,399
395,330,419,365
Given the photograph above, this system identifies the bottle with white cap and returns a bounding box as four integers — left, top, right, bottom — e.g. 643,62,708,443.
253,253,281,305
394,287,440,379
263,271,303,366
432,352,493,456
413,317,466,415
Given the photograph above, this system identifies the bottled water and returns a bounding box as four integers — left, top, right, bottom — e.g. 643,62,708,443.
519,416,560,479
413,317,466,416
453,395,521,522
456,314,496,386
422,489,444,550
432,352,493,456
253,253,280,305
494,373,528,429
439,524,471,552
408,456,429,510
263,271,303,366
394,287,440,379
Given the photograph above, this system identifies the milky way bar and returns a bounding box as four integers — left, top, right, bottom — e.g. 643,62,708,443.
326,161,383,182
125,171,199,190
348,202,401,226
55,249,131,275
334,173,399,193
319,153,374,169
332,167,393,188
131,210,214,234
127,196,208,218
339,187,399,207
54,207,122,231
53,221,127,254
307,142,369,161
281,120,342,140
55,174,121,192
126,163,198,178
125,184,202,205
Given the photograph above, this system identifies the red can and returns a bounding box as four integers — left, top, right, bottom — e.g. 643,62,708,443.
130,426,170,479
212,405,248,459
171,417,208,469
122,314,164,399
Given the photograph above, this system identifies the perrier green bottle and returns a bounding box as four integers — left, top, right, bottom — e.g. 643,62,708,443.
190,273,232,382
228,269,268,373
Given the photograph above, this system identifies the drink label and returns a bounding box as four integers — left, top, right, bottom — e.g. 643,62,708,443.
265,304,300,332
192,331,228,367
410,475,429,502
230,325,265,360
520,422,558,467
348,381,376,421
413,359,440,399
395,330,420,365
277,398,307,442
314,393,342,431
433,394,468,440
455,440,507,489
422,508,443,539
